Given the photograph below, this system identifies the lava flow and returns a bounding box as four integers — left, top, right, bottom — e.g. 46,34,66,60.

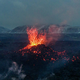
23,27,47,49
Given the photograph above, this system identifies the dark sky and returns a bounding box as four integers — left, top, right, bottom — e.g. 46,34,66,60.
0,0,80,29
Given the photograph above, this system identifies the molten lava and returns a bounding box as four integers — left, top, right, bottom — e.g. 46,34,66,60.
23,28,47,49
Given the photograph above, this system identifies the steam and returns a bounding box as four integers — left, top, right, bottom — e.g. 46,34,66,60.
36,24,63,45
0,62,26,80
46,25,63,45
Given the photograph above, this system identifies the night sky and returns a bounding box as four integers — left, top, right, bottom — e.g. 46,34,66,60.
0,0,80,29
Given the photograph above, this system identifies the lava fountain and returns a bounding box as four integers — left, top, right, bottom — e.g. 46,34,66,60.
23,27,47,49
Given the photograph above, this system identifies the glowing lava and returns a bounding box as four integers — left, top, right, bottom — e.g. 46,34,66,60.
23,28,47,49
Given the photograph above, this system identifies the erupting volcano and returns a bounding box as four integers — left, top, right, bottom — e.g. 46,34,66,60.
19,27,80,65
18,27,68,66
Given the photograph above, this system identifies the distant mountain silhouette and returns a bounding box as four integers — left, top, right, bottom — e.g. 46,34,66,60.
63,26,80,33
11,25,28,33
0,26,10,33
10,25,49,33
8,25,80,33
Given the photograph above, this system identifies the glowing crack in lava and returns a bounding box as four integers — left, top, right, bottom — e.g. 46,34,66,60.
23,28,47,49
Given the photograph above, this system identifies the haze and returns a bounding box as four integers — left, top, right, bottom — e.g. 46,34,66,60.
0,0,80,29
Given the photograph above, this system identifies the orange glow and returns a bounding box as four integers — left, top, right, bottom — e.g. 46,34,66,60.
23,28,47,49
51,58,55,61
